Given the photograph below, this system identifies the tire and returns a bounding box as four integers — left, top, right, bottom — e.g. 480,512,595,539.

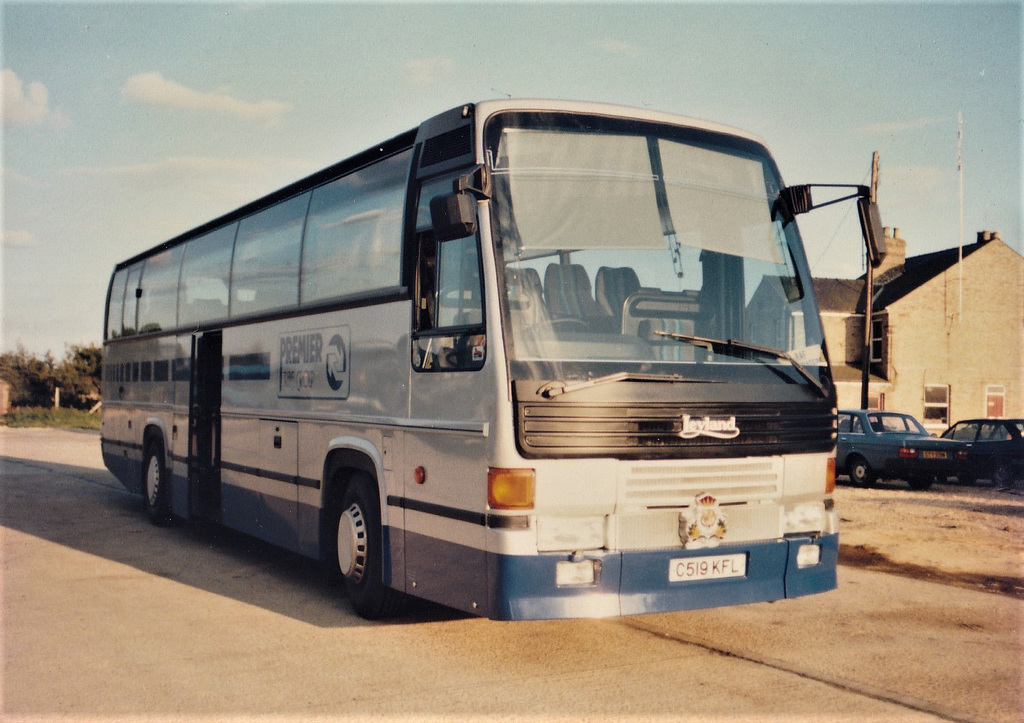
991,459,1014,488
142,438,174,526
847,455,876,486
330,472,405,619
908,475,935,491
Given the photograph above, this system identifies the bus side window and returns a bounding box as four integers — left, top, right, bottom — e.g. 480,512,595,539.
106,268,129,339
436,236,483,328
412,176,485,372
122,265,143,337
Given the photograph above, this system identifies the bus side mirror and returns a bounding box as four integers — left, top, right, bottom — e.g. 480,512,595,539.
430,192,477,241
857,197,887,268
778,185,813,220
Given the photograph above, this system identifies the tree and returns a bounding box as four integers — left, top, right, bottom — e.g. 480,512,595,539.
0,344,102,409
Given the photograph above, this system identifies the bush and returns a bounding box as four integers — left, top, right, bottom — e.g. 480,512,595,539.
0,344,102,410
1,406,101,430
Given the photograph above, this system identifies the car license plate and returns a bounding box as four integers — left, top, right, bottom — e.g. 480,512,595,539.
669,553,746,583
922,450,948,459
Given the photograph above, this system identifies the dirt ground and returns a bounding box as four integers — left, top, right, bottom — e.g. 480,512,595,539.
835,475,1024,598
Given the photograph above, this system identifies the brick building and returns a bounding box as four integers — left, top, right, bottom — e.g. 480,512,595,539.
814,229,1024,431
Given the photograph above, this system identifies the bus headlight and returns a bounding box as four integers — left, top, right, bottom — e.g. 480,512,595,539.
784,503,825,536
556,559,601,587
537,516,606,552
796,544,821,568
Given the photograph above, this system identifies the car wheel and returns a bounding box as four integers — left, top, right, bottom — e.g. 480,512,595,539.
331,471,406,619
908,475,935,491
991,459,1014,488
847,455,876,486
142,438,174,526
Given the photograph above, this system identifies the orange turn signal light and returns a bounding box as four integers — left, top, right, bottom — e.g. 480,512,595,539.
825,456,836,495
487,467,535,510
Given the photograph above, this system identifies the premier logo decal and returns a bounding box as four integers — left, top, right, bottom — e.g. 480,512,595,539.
279,326,350,399
678,414,740,440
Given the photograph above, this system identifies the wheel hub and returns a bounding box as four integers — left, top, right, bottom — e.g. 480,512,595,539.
337,503,367,582
146,455,160,506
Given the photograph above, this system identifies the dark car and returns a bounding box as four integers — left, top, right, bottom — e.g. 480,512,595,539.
835,409,968,490
941,419,1024,487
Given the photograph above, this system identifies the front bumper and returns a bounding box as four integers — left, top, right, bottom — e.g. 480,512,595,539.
487,533,838,621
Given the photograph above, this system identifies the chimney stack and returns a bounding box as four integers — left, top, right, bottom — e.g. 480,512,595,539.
876,227,906,278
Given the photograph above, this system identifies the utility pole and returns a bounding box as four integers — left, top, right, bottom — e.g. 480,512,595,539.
957,111,964,322
860,152,880,410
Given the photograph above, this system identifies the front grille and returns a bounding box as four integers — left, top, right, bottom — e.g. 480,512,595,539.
614,458,785,549
621,459,780,506
516,402,835,459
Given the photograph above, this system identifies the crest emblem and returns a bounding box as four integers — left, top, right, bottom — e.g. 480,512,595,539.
680,493,728,549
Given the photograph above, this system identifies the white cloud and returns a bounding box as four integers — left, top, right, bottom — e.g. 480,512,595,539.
120,72,293,123
597,40,640,58
1,68,70,130
403,57,455,85
61,155,280,179
1,229,37,248
58,155,319,217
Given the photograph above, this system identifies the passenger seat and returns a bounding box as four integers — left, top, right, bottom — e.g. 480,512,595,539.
544,263,614,331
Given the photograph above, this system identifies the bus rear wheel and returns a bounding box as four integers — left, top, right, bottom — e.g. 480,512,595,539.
333,472,405,619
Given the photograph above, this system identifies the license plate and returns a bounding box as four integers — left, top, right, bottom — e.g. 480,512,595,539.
922,450,948,459
669,553,746,583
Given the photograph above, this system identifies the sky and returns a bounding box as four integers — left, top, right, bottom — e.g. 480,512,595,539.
2,1,1021,355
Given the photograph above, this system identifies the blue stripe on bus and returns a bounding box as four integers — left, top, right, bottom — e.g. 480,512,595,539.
220,459,320,488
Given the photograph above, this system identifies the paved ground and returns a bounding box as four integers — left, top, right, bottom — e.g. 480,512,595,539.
835,476,1024,597
2,428,1022,721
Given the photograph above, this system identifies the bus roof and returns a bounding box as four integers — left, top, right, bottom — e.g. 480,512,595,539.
471,98,767,147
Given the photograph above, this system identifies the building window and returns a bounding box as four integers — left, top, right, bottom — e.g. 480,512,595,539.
986,385,1005,418
870,318,884,363
923,384,950,426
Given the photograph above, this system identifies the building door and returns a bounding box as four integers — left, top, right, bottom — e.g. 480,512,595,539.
986,385,1005,418
188,331,222,519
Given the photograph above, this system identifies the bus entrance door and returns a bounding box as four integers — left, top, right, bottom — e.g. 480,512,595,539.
188,331,222,520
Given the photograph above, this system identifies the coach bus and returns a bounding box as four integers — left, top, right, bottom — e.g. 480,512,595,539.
102,100,840,620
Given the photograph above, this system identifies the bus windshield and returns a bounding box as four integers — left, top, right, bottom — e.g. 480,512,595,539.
486,112,827,389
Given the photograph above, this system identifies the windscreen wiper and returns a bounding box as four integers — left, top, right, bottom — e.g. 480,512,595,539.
653,331,828,398
538,371,711,399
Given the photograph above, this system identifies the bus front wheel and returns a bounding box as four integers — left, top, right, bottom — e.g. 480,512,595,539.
142,438,174,526
333,472,405,619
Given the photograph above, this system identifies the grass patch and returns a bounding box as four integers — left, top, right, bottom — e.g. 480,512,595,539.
1,407,101,430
